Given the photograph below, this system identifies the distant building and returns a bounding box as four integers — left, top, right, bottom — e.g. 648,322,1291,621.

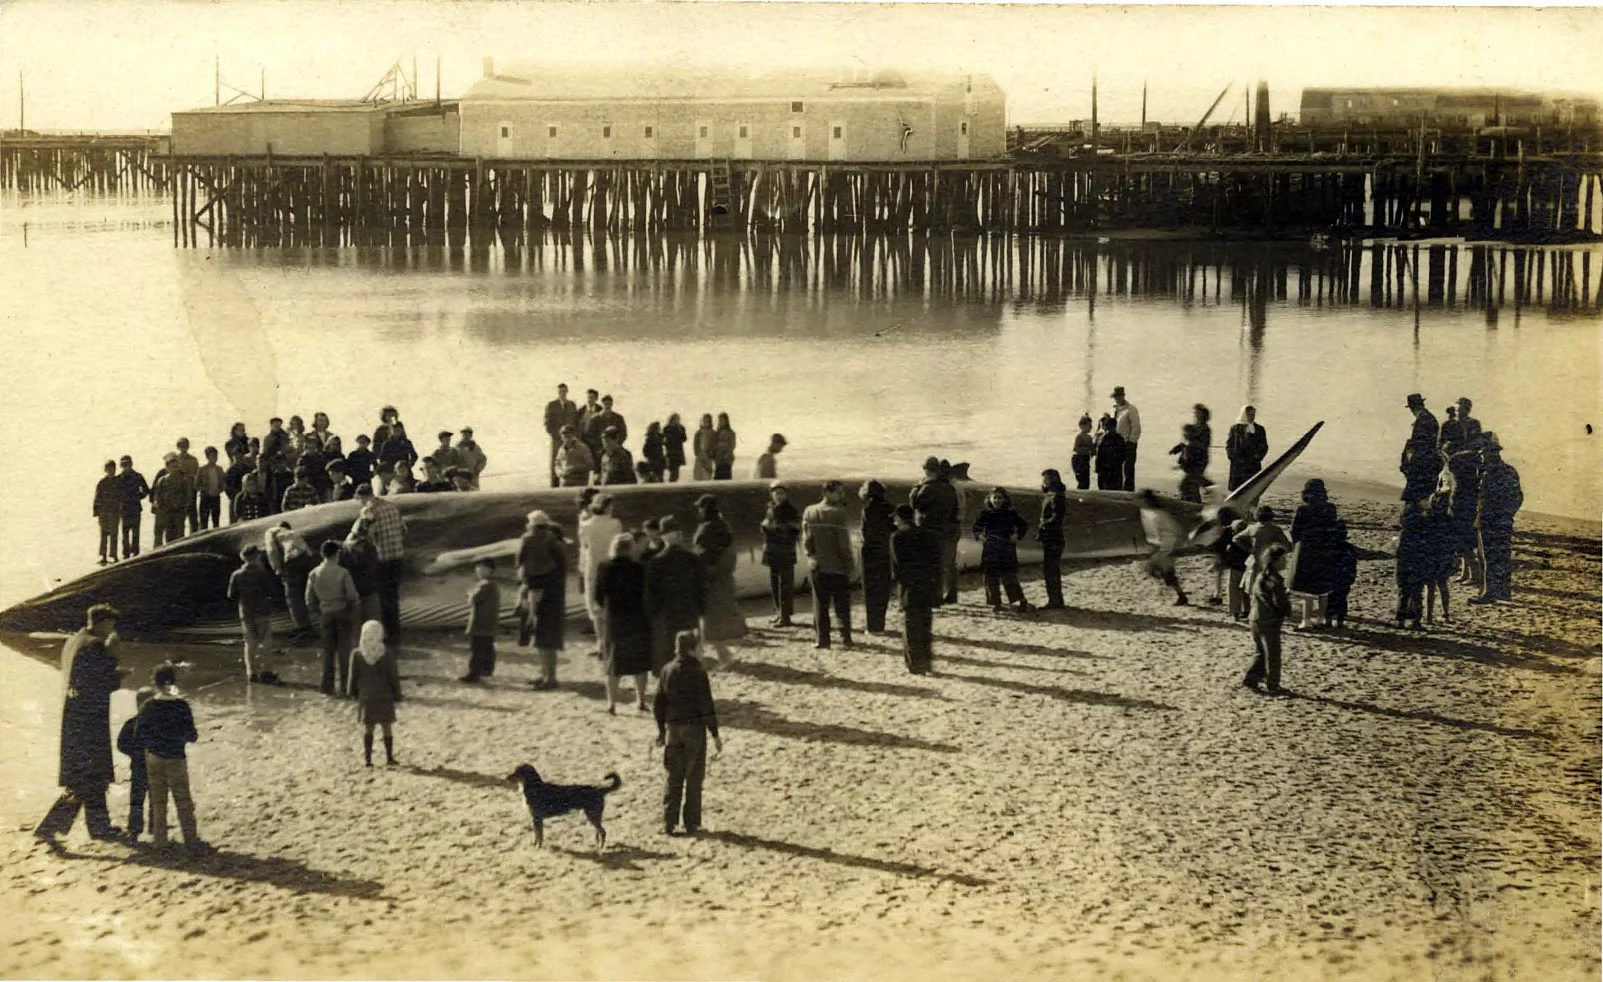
457,63,1006,162
171,100,459,156
1299,87,1598,128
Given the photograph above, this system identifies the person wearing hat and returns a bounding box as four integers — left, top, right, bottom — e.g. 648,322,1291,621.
150,453,190,548
1439,396,1482,451
1111,386,1142,492
860,480,897,633
760,481,802,627
93,460,121,565
555,426,595,488
455,427,487,490
910,456,962,605
891,504,943,674
1469,435,1522,605
1400,393,1441,504
803,480,856,648
1243,543,1293,695
655,629,722,836
754,434,787,481
35,604,128,848
643,516,708,672
354,483,407,644
517,510,568,689
431,430,462,476
544,384,580,487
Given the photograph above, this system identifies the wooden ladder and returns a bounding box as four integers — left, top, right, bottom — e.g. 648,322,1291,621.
709,159,734,216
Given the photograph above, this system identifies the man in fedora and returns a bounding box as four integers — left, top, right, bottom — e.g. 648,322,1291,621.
1400,393,1441,503
1112,386,1142,492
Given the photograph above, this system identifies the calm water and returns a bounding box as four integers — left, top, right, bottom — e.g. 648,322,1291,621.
1,192,1599,609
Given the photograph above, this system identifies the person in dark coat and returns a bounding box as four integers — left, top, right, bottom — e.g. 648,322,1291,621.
909,457,961,605
350,620,402,766
693,495,746,663
599,427,638,486
35,604,126,847
1469,437,1523,605
93,460,121,565
655,631,722,836
117,456,150,557
644,517,708,673
1093,415,1127,491
1444,437,1485,588
1422,492,1456,624
1439,397,1482,451
375,422,419,496
1288,478,1342,630
116,686,155,844
859,480,897,633
1169,423,1210,503
461,559,501,683
595,534,653,713
517,510,569,689
642,421,667,482
973,488,1033,612
662,414,688,483
1400,393,1442,503
1036,469,1068,609
1327,521,1357,630
544,384,580,487
760,483,801,627
1242,543,1293,695
1070,415,1095,491
139,663,211,853
891,505,943,674
1395,498,1430,629
1225,406,1269,491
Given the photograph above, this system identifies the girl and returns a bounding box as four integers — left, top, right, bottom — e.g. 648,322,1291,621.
642,421,667,482
350,620,401,767
692,414,716,481
972,488,1033,613
712,413,737,481
662,413,688,483
224,422,251,464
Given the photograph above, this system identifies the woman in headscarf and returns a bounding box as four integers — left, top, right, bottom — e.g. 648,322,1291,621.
517,510,568,690
694,493,747,661
594,533,652,714
662,413,688,483
349,620,401,767
579,494,625,655
1225,406,1269,492
1093,415,1127,491
692,414,716,481
712,413,738,481
972,487,1033,613
1288,478,1341,630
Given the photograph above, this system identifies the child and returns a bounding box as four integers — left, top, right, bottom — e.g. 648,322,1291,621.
344,434,376,488
234,472,271,523
1070,415,1095,491
1136,489,1188,606
1206,508,1240,607
754,433,787,480
1243,543,1292,695
462,559,501,683
196,447,226,530
1327,521,1357,629
138,664,213,854
1222,519,1252,619
94,460,121,564
760,483,801,627
116,687,156,845
1395,499,1429,630
1423,493,1455,625
350,620,402,766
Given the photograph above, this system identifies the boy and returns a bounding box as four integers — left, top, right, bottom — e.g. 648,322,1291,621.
150,453,189,548
759,482,801,627
234,473,272,523
196,447,226,530
280,466,321,513
224,451,255,523
754,433,787,480
93,460,121,564
1070,415,1095,490
344,434,376,488
117,687,155,844
1243,543,1292,695
117,456,150,558
432,431,462,474
139,664,214,855
462,558,501,683
228,545,279,684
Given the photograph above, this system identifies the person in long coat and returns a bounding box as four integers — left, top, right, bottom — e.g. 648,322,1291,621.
859,480,897,633
1444,438,1484,588
972,488,1033,612
760,483,802,627
595,533,653,714
662,414,688,483
694,494,747,662
1225,405,1269,491
35,604,127,845
641,421,668,483
891,505,943,674
1469,438,1523,605
1395,498,1430,629
644,517,708,672
1036,469,1068,609
349,620,401,766
1288,478,1342,630
1421,492,1457,624
578,494,625,654
1093,415,1127,491
692,415,716,481
712,413,737,481
517,510,569,690
1400,393,1442,503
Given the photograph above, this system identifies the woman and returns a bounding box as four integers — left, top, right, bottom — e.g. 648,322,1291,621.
224,423,251,464
594,533,652,714
712,413,737,481
859,480,897,633
694,493,747,660
311,411,343,459
284,415,307,471
691,414,716,481
1169,423,1210,503
663,414,688,483
972,487,1033,613
1093,415,1126,491
579,494,625,654
641,421,667,483
1288,478,1341,630
1444,439,1483,587
1225,405,1269,492
376,422,418,495
350,621,401,766
517,510,568,690
1395,499,1429,630
1422,491,1456,624
300,432,332,503
1036,469,1068,609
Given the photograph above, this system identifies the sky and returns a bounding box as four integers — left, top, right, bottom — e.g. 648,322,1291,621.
1,0,1600,131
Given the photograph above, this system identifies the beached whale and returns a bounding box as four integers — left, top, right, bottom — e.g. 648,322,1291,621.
0,424,1321,639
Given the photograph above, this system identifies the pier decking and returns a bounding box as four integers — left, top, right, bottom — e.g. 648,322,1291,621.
0,133,172,194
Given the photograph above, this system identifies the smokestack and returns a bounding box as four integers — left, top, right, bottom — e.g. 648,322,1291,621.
1254,79,1272,153
482,56,494,79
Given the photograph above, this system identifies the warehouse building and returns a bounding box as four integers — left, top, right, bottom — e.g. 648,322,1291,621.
170,100,459,156
1299,88,1598,128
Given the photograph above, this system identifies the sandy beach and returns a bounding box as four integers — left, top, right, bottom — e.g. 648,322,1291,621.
0,486,1597,981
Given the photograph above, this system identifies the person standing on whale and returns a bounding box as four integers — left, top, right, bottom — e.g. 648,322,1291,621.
93,461,120,565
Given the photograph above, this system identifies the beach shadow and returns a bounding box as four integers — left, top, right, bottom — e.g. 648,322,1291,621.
930,632,1104,662
1513,529,1602,557
945,673,1176,712
1470,625,1600,660
398,763,509,789
1288,691,1555,741
60,845,386,900
720,660,942,700
719,698,960,754
400,694,525,715
1317,622,1582,676
950,604,1195,635
1514,584,1602,605
546,843,676,872
704,830,988,887
933,652,1087,676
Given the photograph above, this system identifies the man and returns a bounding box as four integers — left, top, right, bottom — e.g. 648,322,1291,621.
1112,385,1142,492
431,431,462,476
802,480,855,649
196,447,226,529
280,466,321,513
1440,396,1482,450
599,427,637,486
909,456,962,605
93,460,121,565
35,604,127,848
175,438,201,534
577,389,604,477
543,384,580,487
655,630,723,837
754,433,787,480
587,395,627,477
555,426,595,487
760,482,801,627
306,540,361,696
1037,469,1068,609
1400,393,1441,504
355,483,407,644
267,521,317,639
117,456,150,558
414,457,453,493
260,418,290,477
890,505,943,675
1242,543,1292,695
150,453,189,548
456,427,488,489
228,545,279,684
250,455,280,516
643,517,707,673
327,460,358,501
1469,435,1523,605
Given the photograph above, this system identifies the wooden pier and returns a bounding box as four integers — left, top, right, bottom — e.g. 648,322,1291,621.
0,133,172,194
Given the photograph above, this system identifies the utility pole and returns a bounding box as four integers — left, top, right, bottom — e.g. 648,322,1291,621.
1090,71,1099,154
18,70,23,131
435,56,442,107
260,67,265,101
215,54,220,106
1141,78,1147,130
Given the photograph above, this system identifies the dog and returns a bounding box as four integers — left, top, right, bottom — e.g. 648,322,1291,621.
506,764,621,849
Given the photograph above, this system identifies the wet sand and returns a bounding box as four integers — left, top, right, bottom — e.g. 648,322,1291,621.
0,487,1597,981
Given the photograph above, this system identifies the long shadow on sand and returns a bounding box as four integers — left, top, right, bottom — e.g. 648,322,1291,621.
720,660,943,700
947,604,1194,635
1514,585,1602,605
1317,621,1583,676
705,830,989,887
547,843,676,872
1288,691,1555,741
719,699,961,754
934,651,1087,676
930,632,1104,662
1513,529,1603,556
398,763,509,789
400,694,526,715
59,846,386,900
944,673,1176,712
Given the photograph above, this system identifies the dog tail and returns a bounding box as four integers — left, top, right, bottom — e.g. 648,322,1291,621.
602,772,622,793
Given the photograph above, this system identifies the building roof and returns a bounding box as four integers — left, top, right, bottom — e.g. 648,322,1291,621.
462,65,993,103
173,100,393,116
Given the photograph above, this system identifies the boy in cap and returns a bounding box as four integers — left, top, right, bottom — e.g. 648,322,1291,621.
754,434,787,480
760,481,801,627
93,460,121,564
461,558,501,682
150,453,189,547
655,629,723,836
432,431,462,475
344,434,376,488
456,428,487,489
1243,543,1292,695
117,686,156,844
139,663,214,855
117,456,150,558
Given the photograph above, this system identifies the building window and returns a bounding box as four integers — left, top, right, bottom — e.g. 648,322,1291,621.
960,121,968,136
602,124,612,139
792,126,802,139
500,125,510,139
738,124,749,138
832,125,842,139
699,125,709,138
547,125,557,138
791,101,804,113
644,125,654,138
